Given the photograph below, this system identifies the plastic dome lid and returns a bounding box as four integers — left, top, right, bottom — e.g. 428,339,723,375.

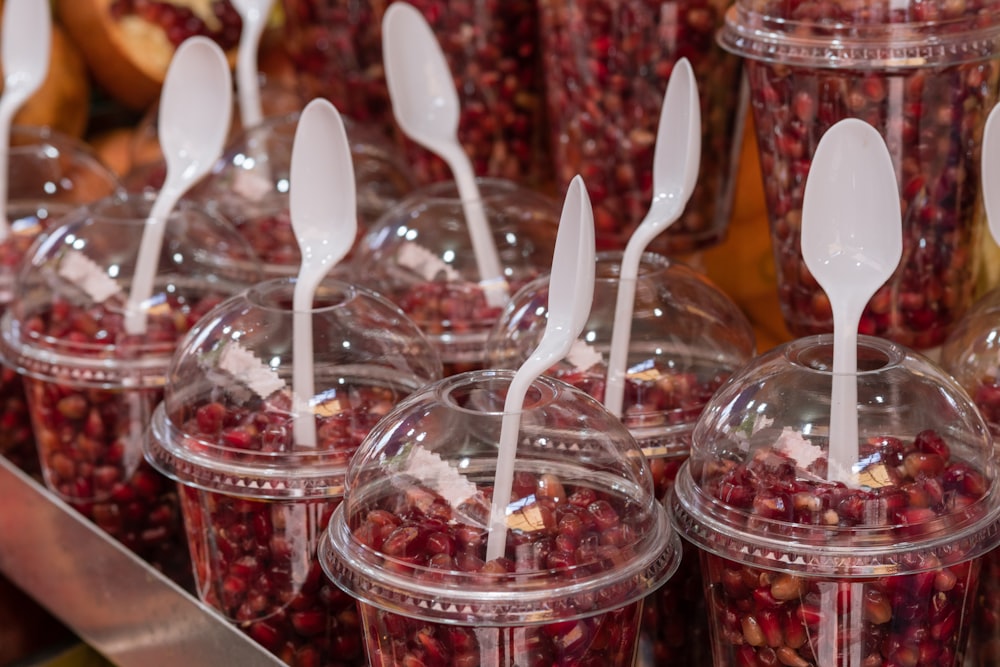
182,111,418,277
670,334,1000,577
0,125,122,304
320,369,680,625
351,178,560,364
0,191,262,389
486,251,756,457
145,277,443,500
941,287,1000,435
719,0,1000,68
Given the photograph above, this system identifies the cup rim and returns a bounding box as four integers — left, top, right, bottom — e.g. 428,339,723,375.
718,3,1000,68
319,496,681,626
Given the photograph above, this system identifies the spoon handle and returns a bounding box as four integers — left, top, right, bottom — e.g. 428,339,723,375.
828,299,864,484
437,142,508,307
236,10,267,128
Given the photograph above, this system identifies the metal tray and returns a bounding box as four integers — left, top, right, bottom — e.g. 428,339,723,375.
0,455,284,667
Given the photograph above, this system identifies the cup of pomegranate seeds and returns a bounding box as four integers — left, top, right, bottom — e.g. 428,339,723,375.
144,275,442,667
0,190,261,584
0,126,122,475
351,178,561,377
279,0,548,185
940,292,1000,666
669,334,1000,667
319,368,681,666
126,110,418,278
719,0,1000,351
485,250,755,666
537,0,746,257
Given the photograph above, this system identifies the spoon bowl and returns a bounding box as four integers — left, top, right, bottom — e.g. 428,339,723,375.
800,118,902,484
382,2,506,307
604,58,701,417
289,98,358,447
485,174,595,561
124,37,233,334
0,0,51,240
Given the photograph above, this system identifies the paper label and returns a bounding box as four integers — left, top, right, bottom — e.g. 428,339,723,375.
404,446,478,508
232,169,273,202
775,427,824,469
566,339,603,372
218,342,286,399
58,250,122,303
397,242,461,281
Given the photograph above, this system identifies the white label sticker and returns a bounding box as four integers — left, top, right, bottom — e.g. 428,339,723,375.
232,169,273,202
218,342,286,399
775,427,824,469
404,446,478,508
566,339,603,372
397,242,461,282
58,250,122,303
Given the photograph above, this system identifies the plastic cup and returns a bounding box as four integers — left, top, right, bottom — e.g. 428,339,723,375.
0,126,122,475
319,369,681,666
351,177,560,376
134,110,417,279
719,0,1000,351
0,191,261,583
537,0,747,257
940,291,1000,666
486,250,755,666
670,334,1000,667
279,0,549,186
144,276,442,666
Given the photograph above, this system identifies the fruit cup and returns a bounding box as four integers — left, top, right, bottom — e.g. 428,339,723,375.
319,369,682,666
351,178,560,376
144,276,442,667
719,0,1000,350
486,250,756,666
940,293,1000,666
168,110,417,277
0,126,122,475
0,191,261,585
279,0,549,186
669,334,1000,667
537,0,747,257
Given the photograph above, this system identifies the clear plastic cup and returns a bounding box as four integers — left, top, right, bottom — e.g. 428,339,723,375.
719,0,1000,351
537,0,747,256
0,126,122,474
144,276,442,666
0,191,261,584
279,0,549,186
486,250,755,666
940,291,1000,666
670,334,1000,667
319,369,681,666
351,177,561,376
134,110,417,279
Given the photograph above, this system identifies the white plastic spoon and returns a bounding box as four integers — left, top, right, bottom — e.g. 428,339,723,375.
231,0,274,129
289,98,358,448
604,58,700,418
382,2,507,308
485,174,596,562
0,0,51,240
800,118,902,485
982,103,1000,246
124,37,232,335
